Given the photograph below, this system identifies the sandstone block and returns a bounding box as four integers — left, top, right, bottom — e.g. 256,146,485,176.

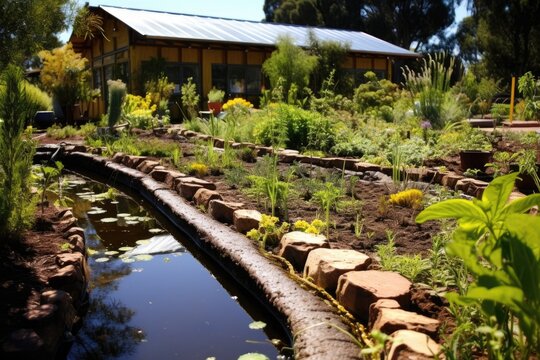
63,227,84,239
111,152,126,163
149,168,170,182
175,176,217,190
208,200,244,224
233,209,262,234
304,248,371,292
56,217,78,233
193,188,222,208
178,182,203,200
164,170,187,189
386,330,442,360
372,308,440,338
136,159,160,174
368,299,401,328
337,270,411,321
56,253,84,268
355,162,381,172
278,231,329,270
123,155,146,168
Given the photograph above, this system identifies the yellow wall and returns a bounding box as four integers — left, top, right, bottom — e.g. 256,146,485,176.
227,50,243,65
202,49,223,97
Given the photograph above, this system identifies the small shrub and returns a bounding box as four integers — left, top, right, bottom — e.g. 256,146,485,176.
293,219,326,235
238,147,257,163
246,214,289,248
187,162,209,177
107,79,127,128
389,189,423,209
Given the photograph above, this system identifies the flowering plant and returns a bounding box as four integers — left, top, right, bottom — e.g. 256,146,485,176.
222,97,253,111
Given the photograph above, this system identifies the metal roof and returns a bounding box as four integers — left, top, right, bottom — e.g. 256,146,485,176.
99,5,418,58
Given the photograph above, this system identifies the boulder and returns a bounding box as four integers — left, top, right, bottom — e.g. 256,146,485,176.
386,330,442,360
208,200,244,224
164,170,187,189
337,270,411,321
56,253,84,268
193,188,222,208
278,231,329,270
233,209,262,234
372,308,440,338
304,248,371,292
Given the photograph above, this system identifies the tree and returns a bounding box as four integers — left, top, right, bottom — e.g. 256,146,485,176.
0,0,72,69
263,0,458,50
470,0,540,81
262,36,318,99
455,16,480,65
39,43,90,124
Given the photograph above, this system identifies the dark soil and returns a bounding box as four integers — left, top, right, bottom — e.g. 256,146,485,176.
0,207,68,341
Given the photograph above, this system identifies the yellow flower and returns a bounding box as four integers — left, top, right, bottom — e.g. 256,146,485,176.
294,220,310,231
389,189,423,208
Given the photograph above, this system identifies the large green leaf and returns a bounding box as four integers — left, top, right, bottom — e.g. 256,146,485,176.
416,199,487,224
481,172,518,221
505,214,540,260
502,193,540,218
466,285,524,313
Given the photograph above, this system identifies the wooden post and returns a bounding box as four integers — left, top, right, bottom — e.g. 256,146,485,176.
509,76,516,123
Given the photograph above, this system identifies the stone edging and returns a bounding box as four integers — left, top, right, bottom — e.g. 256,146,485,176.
2,208,89,359
55,149,362,360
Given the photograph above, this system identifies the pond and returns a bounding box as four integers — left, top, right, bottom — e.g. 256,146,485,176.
61,174,290,360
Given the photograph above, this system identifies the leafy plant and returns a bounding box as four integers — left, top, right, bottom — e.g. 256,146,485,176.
187,162,209,177
312,182,343,239
246,214,289,248
0,65,36,240
417,173,540,357
180,77,200,120
293,219,326,235
36,161,64,214
207,87,225,103
517,72,540,120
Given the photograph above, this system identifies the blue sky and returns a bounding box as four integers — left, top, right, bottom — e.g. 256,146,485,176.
62,0,468,45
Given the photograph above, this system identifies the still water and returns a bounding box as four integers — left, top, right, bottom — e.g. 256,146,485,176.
62,174,289,360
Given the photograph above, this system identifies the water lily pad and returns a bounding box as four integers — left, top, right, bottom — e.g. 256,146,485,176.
104,250,119,256
95,257,110,263
118,246,134,252
87,209,107,215
87,249,98,256
117,213,131,218
125,216,139,221
148,228,164,234
138,216,152,222
134,254,153,262
237,353,269,360
110,201,119,204
136,239,151,246
125,220,140,225
248,321,267,330
100,217,118,223
76,191,95,196
121,257,135,263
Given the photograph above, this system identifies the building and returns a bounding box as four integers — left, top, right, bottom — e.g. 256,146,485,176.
70,5,418,119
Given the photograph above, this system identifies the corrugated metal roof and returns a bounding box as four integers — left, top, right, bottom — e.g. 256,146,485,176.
99,5,418,58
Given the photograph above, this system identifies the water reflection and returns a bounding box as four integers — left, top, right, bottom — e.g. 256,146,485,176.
63,175,284,360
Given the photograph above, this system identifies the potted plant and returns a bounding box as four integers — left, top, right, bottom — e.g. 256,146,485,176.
457,125,493,172
207,87,225,115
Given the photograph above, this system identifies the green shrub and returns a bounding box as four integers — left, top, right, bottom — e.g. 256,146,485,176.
0,65,36,240
107,79,127,128
353,71,399,119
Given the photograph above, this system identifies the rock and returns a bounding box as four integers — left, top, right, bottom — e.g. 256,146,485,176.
193,188,222,208
178,182,203,200
149,168,170,182
67,235,85,254
213,138,225,148
123,155,147,168
136,159,160,174
63,227,84,239
111,152,126,163
58,210,74,221
372,308,440,338
304,248,371,292
40,290,72,305
255,146,273,156
442,173,463,188
48,265,85,304
337,270,411,321
2,329,44,354
368,299,401,328
355,162,381,172
386,330,442,360
56,253,84,268
233,209,262,234
24,304,57,323
208,200,244,224
164,170,187,189
175,177,217,190
278,231,329,270
55,217,78,233
278,149,300,163
331,158,358,171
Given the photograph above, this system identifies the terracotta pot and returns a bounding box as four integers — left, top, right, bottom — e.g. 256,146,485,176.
459,150,492,172
207,101,223,116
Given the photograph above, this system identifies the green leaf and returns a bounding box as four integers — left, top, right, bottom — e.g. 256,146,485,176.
481,172,518,218
237,353,269,360
466,285,524,312
416,199,486,224
502,193,540,217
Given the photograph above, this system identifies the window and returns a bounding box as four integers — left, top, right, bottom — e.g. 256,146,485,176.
165,63,200,95
212,64,262,97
